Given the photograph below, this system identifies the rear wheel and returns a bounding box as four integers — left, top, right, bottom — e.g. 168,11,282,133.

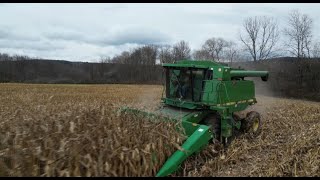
241,111,262,138
232,112,243,122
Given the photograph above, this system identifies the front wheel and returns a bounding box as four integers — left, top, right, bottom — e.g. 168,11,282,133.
241,111,262,139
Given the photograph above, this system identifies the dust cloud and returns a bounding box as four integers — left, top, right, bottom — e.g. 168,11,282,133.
128,85,164,112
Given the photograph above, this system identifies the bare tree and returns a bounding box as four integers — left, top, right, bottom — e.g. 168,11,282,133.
223,41,239,65
214,38,229,61
0,53,12,61
112,51,131,64
284,10,313,58
201,39,216,61
240,16,279,61
201,37,229,61
137,45,158,65
312,42,320,58
192,49,211,60
172,40,191,62
158,45,174,63
99,55,112,63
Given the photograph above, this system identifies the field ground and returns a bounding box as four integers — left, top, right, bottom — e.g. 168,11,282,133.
0,83,319,177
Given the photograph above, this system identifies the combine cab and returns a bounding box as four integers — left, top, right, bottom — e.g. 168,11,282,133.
122,60,269,177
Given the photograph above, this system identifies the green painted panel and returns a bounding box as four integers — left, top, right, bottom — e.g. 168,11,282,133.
216,80,255,104
181,111,210,136
156,125,213,177
201,80,255,105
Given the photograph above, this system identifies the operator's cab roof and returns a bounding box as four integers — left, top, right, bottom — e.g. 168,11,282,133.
162,59,228,69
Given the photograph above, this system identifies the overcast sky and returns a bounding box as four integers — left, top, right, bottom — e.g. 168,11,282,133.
1,3,320,62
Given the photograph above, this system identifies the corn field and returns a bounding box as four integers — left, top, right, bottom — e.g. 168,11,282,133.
0,83,319,177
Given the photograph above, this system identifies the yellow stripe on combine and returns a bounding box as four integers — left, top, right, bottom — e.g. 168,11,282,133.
216,99,255,106
226,102,236,106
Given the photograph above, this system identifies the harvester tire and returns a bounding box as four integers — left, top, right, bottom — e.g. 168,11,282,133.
232,113,242,122
241,111,261,138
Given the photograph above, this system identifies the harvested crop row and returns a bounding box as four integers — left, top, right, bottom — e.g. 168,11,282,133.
0,83,184,177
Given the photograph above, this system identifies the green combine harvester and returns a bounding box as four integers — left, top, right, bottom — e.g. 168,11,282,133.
122,60,269,177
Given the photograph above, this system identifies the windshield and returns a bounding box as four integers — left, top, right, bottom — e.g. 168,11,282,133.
165,68,208,102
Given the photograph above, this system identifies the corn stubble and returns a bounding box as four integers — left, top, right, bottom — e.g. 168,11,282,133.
0,84,185,177
0,83,319,177
176,98,320,177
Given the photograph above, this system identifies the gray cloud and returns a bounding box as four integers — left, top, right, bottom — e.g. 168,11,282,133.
107,31,170,45
98,28,172,46
0,26,40,42
0,29,10,39
44,31,84,42
42,26,172,47
0,39,64,51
